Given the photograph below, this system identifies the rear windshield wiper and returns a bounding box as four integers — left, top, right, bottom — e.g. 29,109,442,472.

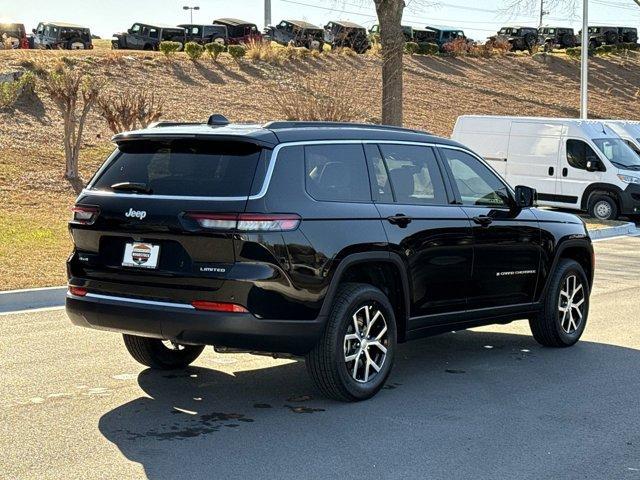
110,182,153,194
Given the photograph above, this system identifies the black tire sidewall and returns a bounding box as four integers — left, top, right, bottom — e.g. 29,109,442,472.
332,286,397,400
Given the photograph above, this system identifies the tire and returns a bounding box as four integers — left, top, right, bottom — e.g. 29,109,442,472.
529,259,589,348
122,334,205,370
306,283,397,402
588,193,618,220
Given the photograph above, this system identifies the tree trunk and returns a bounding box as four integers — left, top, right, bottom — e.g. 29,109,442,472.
374,0,405,126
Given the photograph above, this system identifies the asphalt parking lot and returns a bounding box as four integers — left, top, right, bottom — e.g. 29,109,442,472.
1,236,639,480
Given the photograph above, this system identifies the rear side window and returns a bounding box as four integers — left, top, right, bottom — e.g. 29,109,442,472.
304,144,371,202
379,144,447,205
91,140,263,197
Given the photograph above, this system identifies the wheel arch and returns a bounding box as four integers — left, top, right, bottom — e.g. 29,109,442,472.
319,252,411,342
580,182,623,211
539,238,594,302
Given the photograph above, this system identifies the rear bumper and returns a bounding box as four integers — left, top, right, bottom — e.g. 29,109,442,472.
66,293,325,355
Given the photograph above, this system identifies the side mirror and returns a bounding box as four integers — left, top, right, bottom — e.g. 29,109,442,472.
514,185,537,208
586,159,602,172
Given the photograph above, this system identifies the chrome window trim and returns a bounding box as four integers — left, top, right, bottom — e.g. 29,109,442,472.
80,139,484,202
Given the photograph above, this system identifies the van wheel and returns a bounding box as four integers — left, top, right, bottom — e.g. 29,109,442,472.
123,334,205,369
306,283,397,402
529,259,589,347
588,193,618,220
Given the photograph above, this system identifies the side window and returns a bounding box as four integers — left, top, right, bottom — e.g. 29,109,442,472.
624,140,640,156
364,144,393,203
131,24,141,34
191,26,200,35
379,144,447,205
441,149,509,207
304,144,370,203
148,28,158,39
567,139,599,170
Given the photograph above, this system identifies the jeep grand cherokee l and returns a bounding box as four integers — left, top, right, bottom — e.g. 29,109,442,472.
66,118,594,401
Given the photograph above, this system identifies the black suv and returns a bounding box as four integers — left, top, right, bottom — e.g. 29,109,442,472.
66,118,594,401
538,26,576,50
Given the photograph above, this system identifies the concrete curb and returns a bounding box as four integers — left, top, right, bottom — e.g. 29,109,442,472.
0,286,66,313
588,222,638,241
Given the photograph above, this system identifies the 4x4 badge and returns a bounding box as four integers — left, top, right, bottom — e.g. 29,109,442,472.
125,208,147,220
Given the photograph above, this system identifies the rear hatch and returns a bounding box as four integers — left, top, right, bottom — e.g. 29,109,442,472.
69,137,268,299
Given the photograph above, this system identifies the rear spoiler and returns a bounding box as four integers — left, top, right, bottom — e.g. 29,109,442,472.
111,133,276,148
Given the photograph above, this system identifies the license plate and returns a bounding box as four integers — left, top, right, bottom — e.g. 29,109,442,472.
122,242,160,269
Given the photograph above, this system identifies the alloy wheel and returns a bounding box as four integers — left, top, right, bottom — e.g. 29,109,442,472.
162,340,185,351
343,304,389,383
558,274,586,334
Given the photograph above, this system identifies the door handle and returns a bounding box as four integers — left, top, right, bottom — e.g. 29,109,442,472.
387,214,412,228
562,167,568,177
472,215,493,227
548,167,555,176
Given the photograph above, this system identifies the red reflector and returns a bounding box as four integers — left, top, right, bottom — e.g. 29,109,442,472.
69,286,87,297
191,300,248,313
71,205,100,225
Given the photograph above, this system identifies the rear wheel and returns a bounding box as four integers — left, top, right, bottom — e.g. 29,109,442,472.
306,283,397,401
529,259,589,347
123,334,205,369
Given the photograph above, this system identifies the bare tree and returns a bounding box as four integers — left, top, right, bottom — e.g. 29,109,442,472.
500,0,578,16
40,66,100,193
97,90,164,134
336,1,435,126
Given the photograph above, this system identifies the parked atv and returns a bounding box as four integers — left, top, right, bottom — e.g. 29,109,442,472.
265,19,325,51
492,26,539,52
324,21,370,54
538,27,576,50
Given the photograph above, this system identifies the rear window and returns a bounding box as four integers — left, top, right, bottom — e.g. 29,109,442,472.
91,140,263,197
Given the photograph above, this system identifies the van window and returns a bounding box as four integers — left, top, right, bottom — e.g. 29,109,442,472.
441,149,509,207
593,138,640,170
566,139,600,170
304,144,370,202
623,140,640,157
91,140,263,197
379,144,446,205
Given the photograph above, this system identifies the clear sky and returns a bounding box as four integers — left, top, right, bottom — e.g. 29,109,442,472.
2,0,640,41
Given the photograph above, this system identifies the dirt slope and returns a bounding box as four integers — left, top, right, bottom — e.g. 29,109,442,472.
1,49,639,289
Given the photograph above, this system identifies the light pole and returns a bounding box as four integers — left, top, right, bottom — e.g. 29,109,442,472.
538,0,549,28
580,0,588,119
183,5,200,24
264,0,272,29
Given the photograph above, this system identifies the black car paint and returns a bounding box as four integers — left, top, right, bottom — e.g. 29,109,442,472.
66,123,593,355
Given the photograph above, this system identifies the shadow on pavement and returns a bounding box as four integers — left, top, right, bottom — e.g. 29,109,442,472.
98,330,640,479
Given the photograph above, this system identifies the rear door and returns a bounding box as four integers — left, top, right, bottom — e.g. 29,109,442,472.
365,143,473,320
70,138,266,296
439,147,541,310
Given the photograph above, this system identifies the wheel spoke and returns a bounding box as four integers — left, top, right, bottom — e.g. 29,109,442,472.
369,357,381,373
363,351,371,382
375,325,387,341
572,284,583,298
366,310,382,336
344,333,359,342
573,297,584,308
345,353,358,363
369,341,387,354
352,314,361,337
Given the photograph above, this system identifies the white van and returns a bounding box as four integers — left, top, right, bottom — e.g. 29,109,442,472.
452,115,640,220
603,120,640,156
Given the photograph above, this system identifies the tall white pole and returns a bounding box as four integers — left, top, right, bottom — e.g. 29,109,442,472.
264,0,272,29
580,0,588,119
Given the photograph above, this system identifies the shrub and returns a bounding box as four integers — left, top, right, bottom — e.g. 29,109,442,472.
0,72,35,109
159,41,181,57
204,42,226,61
468,42,494,58
442,38,470,56
417,42,439,55
228,45,246,59
97,90,164,134
404,42,419,55
566,46,581,58
184,41,204,60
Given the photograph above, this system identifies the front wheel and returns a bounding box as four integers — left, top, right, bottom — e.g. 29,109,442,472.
123,334,205,369
529,259,589,347
306,283,397,402
588,193,618,220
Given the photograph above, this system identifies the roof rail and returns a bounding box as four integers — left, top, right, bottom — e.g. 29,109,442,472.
263,121,424,134
148,121,202,128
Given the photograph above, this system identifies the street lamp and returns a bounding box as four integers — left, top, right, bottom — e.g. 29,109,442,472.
183,5,200,24
580,0,588,119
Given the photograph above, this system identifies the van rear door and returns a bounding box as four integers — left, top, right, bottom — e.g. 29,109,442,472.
507,121,562,204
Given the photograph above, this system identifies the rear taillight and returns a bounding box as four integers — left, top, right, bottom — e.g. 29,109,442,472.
71,205,99,225
185,213,300,232
191,300,248,313
68,286,87,297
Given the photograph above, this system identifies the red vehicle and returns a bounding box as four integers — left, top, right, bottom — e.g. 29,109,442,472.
212,18,262,44
0,23,29,49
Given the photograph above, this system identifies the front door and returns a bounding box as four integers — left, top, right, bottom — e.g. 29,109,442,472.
560,138,607,208
364,143,473,319
439,147,541,310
